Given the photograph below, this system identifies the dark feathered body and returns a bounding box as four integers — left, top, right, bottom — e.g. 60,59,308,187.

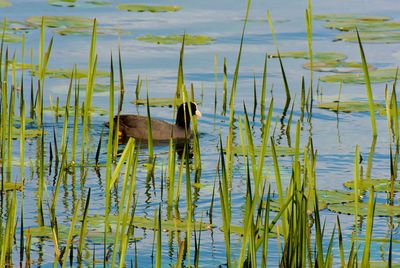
105,102,200,142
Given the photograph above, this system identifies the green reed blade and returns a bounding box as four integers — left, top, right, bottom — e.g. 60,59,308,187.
285,99,295,147
119,149,138,266
135,74,142,100
77,188,91,263
146,89,154,161
256,98,274,183
222,57,227,115
156,205,162,268
228,0,251,128
0,190,17,266
0,18,4,80
110,138,134,187
175,34,185,99
84,19,97,114
336,216,345,267
176,241,185,268
72,70,79,164
306,0,313,88
353,145,360,246
62,200,81,268
167,139,176,207
112,140,135,267
361,187,376,266
277,52,291,112
261,187,271,268
356,29,377,137
185,143,193,267
19,184,24,263
389,230,393,267
260,54,267,122
7,75,15,178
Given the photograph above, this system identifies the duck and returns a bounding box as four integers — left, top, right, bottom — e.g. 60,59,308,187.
105,102,201,142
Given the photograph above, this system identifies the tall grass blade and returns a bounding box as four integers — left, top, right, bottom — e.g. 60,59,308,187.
356,29,377,137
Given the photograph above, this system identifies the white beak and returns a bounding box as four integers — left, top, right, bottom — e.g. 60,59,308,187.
195,110,202,117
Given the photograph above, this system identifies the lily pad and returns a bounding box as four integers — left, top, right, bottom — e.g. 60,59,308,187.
324,20,400,32
320,68,398,84
43,105,108,117
0,0,11,8
86,214,215,232
26,16,94,28
268,51,347,62
317,189,357,204
48,0,77,7
335,31,400,43
55,27,128,36
303,61,374,73
263,197,328,213
0,157,32,167
132,98,189,107
1,33,22,43
10,127,45,138
31,68,109,79
0,20,38,32
328,202,400,217
28,224,78,240
228,145,298,157
85,229,141,244
222,224,278,238
136,34,214,45
78,83,120,93
314,14,390,22
318,101,385,113
48,0,112,7
344,179,400,192
0,182,23,191
116,4,181,12
85,0,112,6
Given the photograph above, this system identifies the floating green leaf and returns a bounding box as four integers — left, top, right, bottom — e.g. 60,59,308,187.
0,182,23,191
7,127,45,139
314,14,390,22
344,178,400,192
86,215,214,232
228,145,298,157
28,225,78,240
116,4,181,12
0,20,38,32
136,34,214,45
328,202,400,217
132,97,193,107
317,189,357,204
78,83,120,93
0,0,11,8
26,16,93,28
0,157,32,167
1,33,22,43
223,225,278,238
85,0,112,6
48,0,111,7
303,61,374,73
85,229,141,244
48,0,77,7
44,105,108,116
336,31,400,43
318,101,384,113
268,51,347,62
325,20,400,32
55,27,128,36
320,68,398,83
31,68,109,79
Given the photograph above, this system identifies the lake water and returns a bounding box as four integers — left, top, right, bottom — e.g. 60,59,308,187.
3,0,400,266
